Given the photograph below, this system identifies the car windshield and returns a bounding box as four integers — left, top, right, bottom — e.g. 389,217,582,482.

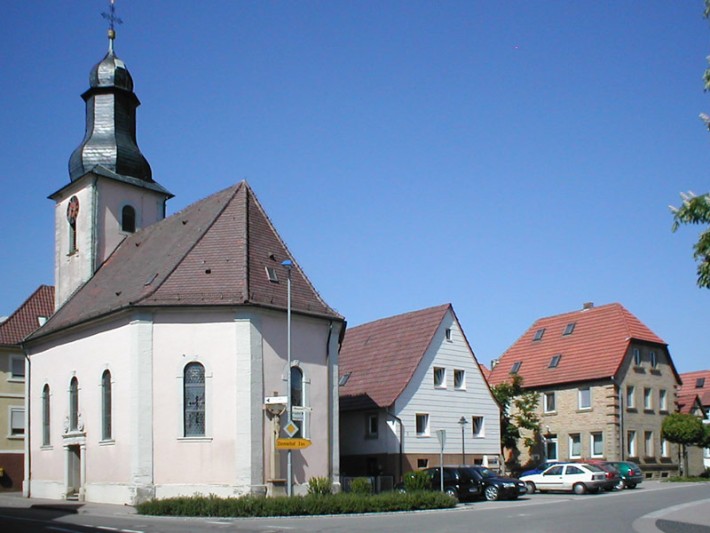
469,467,496,479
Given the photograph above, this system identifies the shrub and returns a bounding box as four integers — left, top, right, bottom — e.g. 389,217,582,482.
403,470,432,492
136,491,455,517
307,476,332,496
349,477,373,495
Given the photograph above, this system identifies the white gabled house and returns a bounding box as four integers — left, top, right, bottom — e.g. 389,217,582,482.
339,304,501,485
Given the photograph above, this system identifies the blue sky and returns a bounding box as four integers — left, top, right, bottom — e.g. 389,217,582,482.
1,1,708,374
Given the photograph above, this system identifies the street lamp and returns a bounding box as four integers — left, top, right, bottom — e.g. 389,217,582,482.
458,416,468,466
282,260,293,496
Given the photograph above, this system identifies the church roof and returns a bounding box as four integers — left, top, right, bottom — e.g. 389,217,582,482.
487,303,676,389
0,285,54,346
339,304,452,410
29,181,342,341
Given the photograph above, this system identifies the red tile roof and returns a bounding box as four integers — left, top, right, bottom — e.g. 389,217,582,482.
678,370,710,410
488,303,672,389
0,285,54,345
676,391,704,415
28,182,341,341
339,304,452,410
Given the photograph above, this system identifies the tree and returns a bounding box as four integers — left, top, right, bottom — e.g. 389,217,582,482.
661,412,705,476
491,374,541,470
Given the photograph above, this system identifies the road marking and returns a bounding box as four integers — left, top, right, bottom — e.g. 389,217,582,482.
95,526,144,533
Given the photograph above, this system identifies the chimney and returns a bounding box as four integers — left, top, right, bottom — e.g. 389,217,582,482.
490,358,499,369
582,302,594,310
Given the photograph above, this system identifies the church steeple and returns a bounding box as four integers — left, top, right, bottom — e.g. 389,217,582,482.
68,0,152,183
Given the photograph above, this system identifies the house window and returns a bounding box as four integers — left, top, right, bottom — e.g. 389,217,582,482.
644,431,654,457
416,413,429,436
433,367,446,388
101,370,112,441
548,354,561,368
545,434,558,460
471,416,484,438
591,432,604,457
121,205,136,233
69,377,79,431
578,387,591,410
366,414,378,438
569,434,581,458
659,389,668,412
454,369,465,390
417,458,429,468
510,361,522,374
662,439,670,458
291,366,304,407
626,385,635,409
643,388,653,411
649,351,657,368
696,377,706,388
627,430,637,457
184,362,205,437
543,392,556,413
563,323,576,336
9,407,24,437
42,384,50,446
633,348,641,366
533,328,545,341
445,328,452,341
9,355,25,380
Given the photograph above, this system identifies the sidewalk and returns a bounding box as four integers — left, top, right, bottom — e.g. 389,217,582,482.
0,491,137,518
635,496,710,533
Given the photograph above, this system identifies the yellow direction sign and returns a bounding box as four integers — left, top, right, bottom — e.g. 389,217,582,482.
276,438,312,450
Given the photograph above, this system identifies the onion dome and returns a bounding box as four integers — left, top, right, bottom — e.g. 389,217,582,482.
68,29,152,183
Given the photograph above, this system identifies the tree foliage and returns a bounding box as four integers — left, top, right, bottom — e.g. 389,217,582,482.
491,374,541,450
662,412,705,446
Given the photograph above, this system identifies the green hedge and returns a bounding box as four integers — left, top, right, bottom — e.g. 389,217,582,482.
136,491,455,517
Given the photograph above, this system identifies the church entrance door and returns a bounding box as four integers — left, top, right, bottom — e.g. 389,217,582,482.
67,445,81,499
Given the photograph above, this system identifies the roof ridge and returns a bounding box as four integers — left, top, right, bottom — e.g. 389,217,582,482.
132,183,243,305
348,303,452,331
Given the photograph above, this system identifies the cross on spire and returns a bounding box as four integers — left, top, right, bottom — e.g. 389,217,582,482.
102,0,123,52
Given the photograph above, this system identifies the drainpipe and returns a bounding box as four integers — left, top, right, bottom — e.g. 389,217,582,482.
612,375,624,461
386,410,404,483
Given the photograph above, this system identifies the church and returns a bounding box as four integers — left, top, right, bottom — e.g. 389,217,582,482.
23,19,344,505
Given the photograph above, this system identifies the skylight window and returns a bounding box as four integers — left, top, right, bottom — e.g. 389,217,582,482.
563,323,576,336
696,377,706,389
533,328,545,341
510,361,522,374
265,266,279,283
549,354,562,368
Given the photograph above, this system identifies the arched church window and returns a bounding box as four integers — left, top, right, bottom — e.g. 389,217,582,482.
69,377,79,431
291,366,304,407
184,363,205,437
67,196,79,254
121,205,136,233
42,384,50,446
101,370,112,440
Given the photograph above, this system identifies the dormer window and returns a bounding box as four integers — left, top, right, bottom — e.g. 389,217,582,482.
533,328,545,341
563,323,576,336
121,205,136,233
510,361,522,374
548,354,562,368
697,377,706,389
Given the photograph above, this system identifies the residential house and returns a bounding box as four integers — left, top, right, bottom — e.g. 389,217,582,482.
22,28,344,505
488,302,681,479
339,304,501,487
678,370,710,473
0,285,54,490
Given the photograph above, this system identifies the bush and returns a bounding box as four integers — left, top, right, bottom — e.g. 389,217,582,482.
307,476,332,496
349,477,373,495
403,470,432,492
136,491,455,517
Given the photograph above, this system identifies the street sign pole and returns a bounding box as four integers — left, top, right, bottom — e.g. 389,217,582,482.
436,429,446,493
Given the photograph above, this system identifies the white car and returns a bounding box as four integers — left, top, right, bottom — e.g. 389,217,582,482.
521,463,607,495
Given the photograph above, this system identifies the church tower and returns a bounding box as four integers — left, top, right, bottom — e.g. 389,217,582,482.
50,8,171,309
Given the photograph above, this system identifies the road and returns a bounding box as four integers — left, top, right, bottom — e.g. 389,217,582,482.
0,482,708,533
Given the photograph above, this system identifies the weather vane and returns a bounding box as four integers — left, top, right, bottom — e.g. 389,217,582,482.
102,0,123,50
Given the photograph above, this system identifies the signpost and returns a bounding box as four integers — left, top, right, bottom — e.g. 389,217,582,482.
276,438,312,450
436,429,446,493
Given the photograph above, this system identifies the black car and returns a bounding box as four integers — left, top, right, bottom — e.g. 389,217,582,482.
405,466,526,502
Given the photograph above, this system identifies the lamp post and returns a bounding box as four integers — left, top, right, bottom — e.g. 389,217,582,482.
458,416,468,466
282,260,293,496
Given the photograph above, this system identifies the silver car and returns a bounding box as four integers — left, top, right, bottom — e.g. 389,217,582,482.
521,463,607,495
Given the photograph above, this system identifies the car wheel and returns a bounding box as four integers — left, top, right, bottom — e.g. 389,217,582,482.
445,487,459,501
573,483,587,495
525,481,536,494
627,483,636,489
484,485,500,501
614,479,625,491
